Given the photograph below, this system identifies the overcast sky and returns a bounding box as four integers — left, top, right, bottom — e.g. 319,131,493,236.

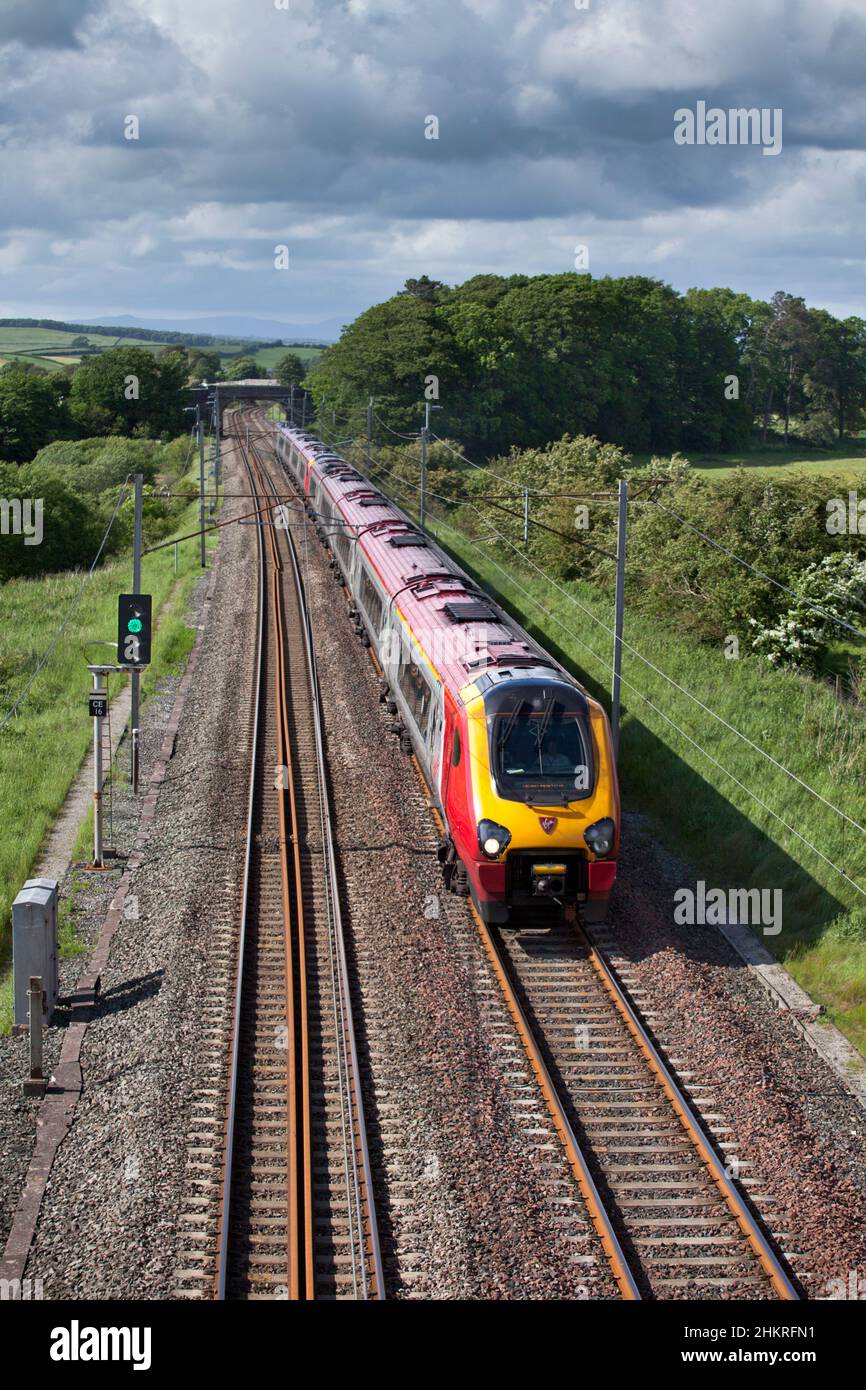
1,0,865,332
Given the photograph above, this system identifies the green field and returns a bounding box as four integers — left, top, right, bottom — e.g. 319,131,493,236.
0,326,325,375
243,344,323,372
636,437,866,482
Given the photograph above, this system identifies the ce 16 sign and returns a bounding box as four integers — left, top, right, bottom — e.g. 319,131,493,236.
117,594,153,667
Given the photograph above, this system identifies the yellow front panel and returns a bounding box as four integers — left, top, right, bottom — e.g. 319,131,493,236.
464,694,618,857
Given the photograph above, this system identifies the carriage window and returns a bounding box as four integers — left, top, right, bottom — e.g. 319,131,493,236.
334,531,351,568
359,567,384,631
398,652,433,736
452,729,461,766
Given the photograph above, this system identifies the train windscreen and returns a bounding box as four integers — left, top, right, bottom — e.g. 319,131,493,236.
485,681,594,805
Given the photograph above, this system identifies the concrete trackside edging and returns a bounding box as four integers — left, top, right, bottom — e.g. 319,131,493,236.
716,917,866,1112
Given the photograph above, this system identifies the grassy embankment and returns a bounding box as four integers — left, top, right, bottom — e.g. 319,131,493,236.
0,468,220,1031
384,478,866,1056
640,436,866,483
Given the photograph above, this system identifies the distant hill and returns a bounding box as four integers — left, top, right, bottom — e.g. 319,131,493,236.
79,313,344,343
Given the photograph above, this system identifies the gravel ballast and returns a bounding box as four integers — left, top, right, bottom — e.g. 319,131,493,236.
1,436,257,1299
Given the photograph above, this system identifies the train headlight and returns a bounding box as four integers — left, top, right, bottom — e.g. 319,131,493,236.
584,817,615,857
478,820,512,859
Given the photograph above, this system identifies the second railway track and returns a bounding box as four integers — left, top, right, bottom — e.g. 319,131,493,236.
210,409,801,1303
214,416,383,1300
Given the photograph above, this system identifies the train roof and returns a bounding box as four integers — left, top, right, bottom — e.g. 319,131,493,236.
279,425,588,706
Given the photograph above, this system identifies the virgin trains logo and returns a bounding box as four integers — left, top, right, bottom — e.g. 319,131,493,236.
538,817,558,834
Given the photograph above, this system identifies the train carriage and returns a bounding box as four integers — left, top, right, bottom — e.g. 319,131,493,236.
275,425,620,925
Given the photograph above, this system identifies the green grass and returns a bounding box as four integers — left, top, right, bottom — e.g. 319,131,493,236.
0,328,145,351
231,344,323,372
407,492,866,1055
642,437,866,482
0,328,325,375
0,470,219,1032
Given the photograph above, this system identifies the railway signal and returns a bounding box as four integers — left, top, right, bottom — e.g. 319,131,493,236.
117,593,152,667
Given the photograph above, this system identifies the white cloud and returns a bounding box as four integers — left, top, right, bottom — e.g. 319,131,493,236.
1,0,865,323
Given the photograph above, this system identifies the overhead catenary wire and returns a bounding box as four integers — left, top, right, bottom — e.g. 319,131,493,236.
313,420,866,890
0,475,133,737
314,418,866,842
380,475,866,901
357,439,866,848
425,423,866,642
643,496,866,643
353,422,866,839
439,494,866,840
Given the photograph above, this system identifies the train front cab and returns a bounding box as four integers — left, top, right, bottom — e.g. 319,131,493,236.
443,675,619,926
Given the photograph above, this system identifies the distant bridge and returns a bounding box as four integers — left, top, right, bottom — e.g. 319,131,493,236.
185,379,311,433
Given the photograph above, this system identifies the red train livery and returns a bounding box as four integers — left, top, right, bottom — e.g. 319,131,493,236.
275,426,620,925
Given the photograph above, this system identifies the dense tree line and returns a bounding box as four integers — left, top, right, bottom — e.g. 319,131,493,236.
355,434,866,680
309,275,866,457
0,433,193,583
0,348,189,461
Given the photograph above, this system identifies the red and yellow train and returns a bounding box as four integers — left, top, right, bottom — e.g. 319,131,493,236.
275,426,620,925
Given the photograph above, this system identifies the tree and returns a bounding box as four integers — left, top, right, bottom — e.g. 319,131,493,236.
0,460,104,581
802,311,866,442
69,347,186,437
225,356,263,380
0,368,70,463
274,352,306,386
750,553,866,672
186,349,223,383
401,276,446,302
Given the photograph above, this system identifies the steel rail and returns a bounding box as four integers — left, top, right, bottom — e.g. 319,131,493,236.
466,898,642,1300
242,412,383,1298
260,444,385,1300
578,922,800,1301
215,430,266,1301
252,435,313,1299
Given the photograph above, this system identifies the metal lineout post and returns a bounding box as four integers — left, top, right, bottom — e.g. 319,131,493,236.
611,478,629,763
131,472,143,794
523,487,529,546
88,665,110,867
367,396,374,457
301,391,307,428
214,387,222,498
198,415,206,568
420,399,442,533
420,410,429,532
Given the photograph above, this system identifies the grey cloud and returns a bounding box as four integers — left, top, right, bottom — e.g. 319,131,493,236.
0,0,101,49
1,0,866,324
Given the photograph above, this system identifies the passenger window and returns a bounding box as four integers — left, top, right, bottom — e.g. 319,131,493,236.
452,729,461,766
398,652,433,737
359,568,385,631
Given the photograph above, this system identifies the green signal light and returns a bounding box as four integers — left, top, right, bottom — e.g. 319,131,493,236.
128,618,143,633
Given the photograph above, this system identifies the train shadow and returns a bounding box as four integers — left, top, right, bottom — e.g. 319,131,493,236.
460,555,848,971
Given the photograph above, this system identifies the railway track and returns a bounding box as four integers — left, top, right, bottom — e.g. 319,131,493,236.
474,905,801,1301
251,410,801,1302
213,415,383,1300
